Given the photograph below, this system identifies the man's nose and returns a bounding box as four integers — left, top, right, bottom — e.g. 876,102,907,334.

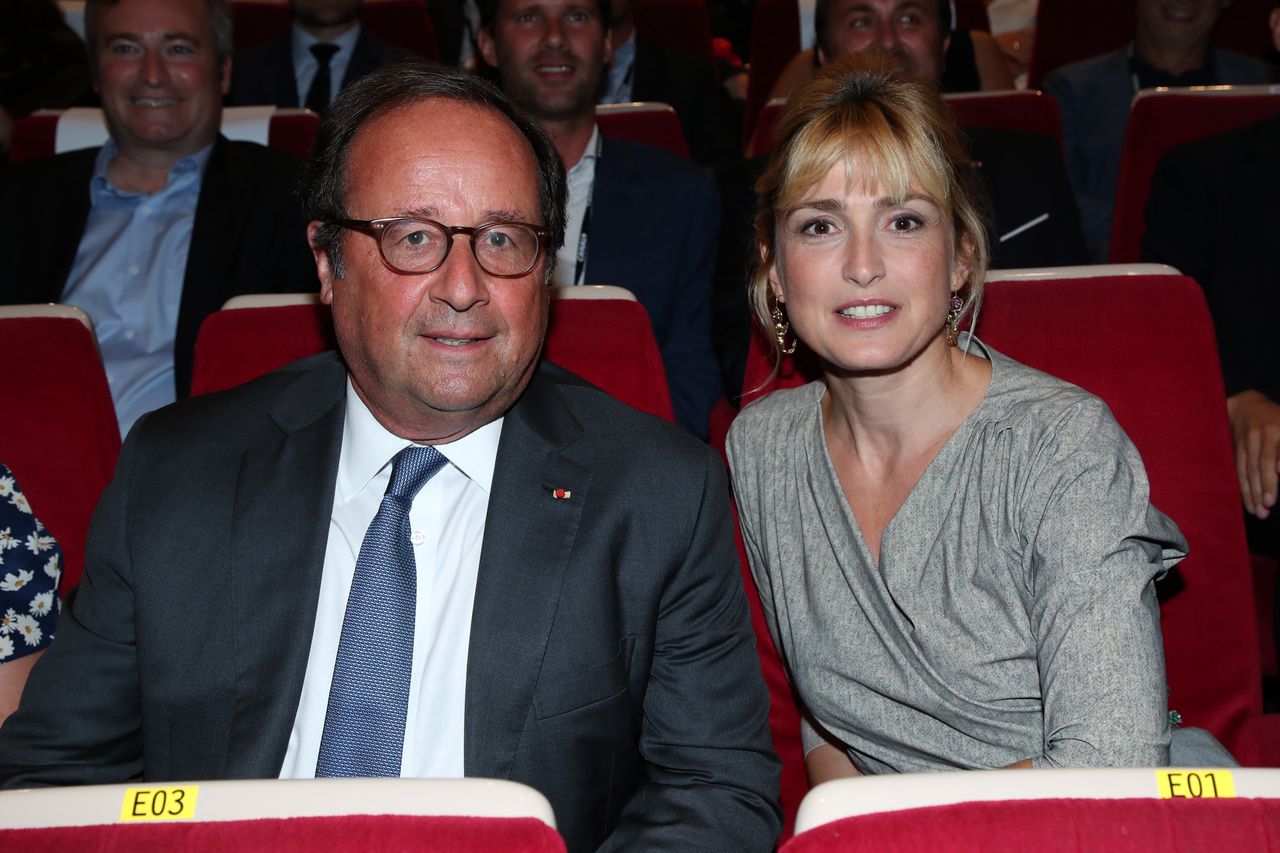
427,234,490,312
142,49,168,86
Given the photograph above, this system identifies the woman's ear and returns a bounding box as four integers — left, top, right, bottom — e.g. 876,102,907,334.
952,232,976,294
759,239,784,302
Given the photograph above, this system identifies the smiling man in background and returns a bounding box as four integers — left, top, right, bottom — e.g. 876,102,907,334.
0,0,314,436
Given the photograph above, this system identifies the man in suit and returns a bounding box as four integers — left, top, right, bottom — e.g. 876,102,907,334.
0,64,782,853
1044,0,1276,260
227,0,419,113
598,0,739,165
0,0,315,436
477,0,723,438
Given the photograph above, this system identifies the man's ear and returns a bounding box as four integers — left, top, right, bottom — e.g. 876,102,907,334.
309,221,338,305
477,27,498,68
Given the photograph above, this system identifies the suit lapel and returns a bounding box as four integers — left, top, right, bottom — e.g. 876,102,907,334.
464,365,591,777
269,37,301,107
584,138,643,285
224,355,347,777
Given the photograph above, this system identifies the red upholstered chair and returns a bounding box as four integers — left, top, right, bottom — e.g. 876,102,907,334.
1108,85,1280,263
744,0,802,148
231,0,440,59
595,103,691,159
190,295,333,397
750,90,1065,157
735,265,1279,792
193,287,675,421
545,285,675,422
0,306,120,593
633,0,714,62
0,777,564,852
8,107,320,163
783,768,1280,851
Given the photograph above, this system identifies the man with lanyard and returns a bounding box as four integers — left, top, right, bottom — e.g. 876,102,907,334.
478,0,723,438
0,0,315,436
1044,0,1277,260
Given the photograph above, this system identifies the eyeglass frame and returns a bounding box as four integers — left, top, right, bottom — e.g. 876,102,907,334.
329,217,554,278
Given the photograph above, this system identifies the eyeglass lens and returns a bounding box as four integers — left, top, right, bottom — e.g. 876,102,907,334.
379,220,541,276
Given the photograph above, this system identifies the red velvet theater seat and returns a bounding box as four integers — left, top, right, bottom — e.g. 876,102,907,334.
8,107,320,163
0,306,120,593
732,266,1279,832
192,287,675,422
783,768,1280,851
0,777,564,852
595,102,691,160
1108,85,1280,264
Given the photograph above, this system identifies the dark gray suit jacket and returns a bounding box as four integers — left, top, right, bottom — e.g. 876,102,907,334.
0,353,781,853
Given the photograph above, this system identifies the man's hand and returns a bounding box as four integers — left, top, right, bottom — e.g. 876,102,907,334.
1226,390,1280,519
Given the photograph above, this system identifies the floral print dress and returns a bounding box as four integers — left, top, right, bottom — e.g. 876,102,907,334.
0,464,60,661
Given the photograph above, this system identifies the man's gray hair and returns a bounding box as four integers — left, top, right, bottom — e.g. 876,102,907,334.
85,0,234,64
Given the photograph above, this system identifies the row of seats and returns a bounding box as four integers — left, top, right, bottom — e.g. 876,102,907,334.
4,767,1279,849
6,267,1278,841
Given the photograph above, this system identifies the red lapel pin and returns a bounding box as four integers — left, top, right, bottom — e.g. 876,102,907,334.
551,488,572,500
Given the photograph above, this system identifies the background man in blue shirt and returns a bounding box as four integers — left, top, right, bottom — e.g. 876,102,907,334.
0,0,315,435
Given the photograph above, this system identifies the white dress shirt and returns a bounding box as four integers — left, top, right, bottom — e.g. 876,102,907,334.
553,124,601,287
279,378,501,778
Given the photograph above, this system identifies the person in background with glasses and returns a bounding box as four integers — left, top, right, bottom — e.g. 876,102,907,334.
0,63,782,853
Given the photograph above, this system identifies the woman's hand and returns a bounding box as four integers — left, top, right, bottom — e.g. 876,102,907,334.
805,743,862,786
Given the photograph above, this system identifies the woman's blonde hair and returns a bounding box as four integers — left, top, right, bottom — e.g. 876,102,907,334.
751,53,990,353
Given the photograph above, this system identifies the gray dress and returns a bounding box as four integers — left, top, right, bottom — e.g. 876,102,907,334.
727,338,1188,773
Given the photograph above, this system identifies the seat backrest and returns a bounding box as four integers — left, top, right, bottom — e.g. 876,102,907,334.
785,769,1280,851
0,306,120,592
0,777,563,851
745,0,802,148
738,266,1262,764
1108,85,1280,263
750,90,1065,158
192,288,675,422
595,102,691,159
231,0,439,59
633,0,714,61
7,107,320,163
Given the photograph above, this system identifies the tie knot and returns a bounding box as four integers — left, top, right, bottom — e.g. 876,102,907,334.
310,42,340,65
386,445,448,501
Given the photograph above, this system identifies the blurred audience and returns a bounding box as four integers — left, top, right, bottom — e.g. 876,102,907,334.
0,0,92,161
767,0,1015,100
228,0,420,114
0,464,60,728
0,0,316,436
1142,6,1280,533
600,0,739,165
478,0,723,437
1044,0,1277,261
985,0,1036,81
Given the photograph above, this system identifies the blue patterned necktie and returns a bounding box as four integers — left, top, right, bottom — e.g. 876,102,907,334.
315,445,448,777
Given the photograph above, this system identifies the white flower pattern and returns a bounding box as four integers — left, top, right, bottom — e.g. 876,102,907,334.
0,465,58,661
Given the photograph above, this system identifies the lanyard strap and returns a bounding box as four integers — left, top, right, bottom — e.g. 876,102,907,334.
573,132,604,287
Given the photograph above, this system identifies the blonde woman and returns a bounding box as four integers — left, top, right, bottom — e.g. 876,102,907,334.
727,54,1215,783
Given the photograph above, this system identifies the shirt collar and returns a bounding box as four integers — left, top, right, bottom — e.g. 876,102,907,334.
338,376,503,501
292,20,362,66
567,124,602,175
90,137,214,201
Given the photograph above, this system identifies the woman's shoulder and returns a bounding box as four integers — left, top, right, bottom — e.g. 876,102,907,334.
980,344,1120,439
727,382,823,452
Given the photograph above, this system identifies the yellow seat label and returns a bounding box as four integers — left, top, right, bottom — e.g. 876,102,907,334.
1156,770,1235,798
120,786,199,821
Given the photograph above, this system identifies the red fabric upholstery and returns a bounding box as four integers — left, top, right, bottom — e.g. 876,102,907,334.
0,815,564,852
737,274,1267,767
1028,0,1280,88
8,111,320,163
0,316,120,592
191,299,675,421
190,304,337,397
6,113,56,164
543,298,675,422
781,798,1280,852
232,0,440,59
744,0,801,148
634,0,714,61
751,90,1065,158
266,112,321,159
1108,89,1280,263
596,104,691,159
1256,554,1278,678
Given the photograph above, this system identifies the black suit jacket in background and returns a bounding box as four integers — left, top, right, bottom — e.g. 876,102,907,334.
631,38,740,166
228,27,420,108
0,135,317,397
0,354,782,853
